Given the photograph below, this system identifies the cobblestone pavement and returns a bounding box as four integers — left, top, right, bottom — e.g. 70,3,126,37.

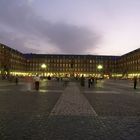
82,79,140,140
50,82,97,116
0,79,140,140
0,79,63,139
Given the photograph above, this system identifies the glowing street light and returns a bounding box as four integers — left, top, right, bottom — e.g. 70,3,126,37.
97,64,103,70
41,64,47,77
41,64,47,69
97,64,103,78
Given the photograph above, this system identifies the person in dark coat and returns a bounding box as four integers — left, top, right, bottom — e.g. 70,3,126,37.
80,75,85,87
134,76,137,89
88,78,91,88
15,75,19,85
34,74,40,90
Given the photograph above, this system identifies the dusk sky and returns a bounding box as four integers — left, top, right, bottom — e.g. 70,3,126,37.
0,0,140,55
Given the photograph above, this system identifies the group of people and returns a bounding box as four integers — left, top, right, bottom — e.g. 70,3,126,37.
25,75,40,91
80,75,96,88
80,75,139,89
2,74,139,90
88,77,95,88
26,75,53,91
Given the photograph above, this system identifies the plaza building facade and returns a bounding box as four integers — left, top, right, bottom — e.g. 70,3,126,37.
25,54,119,77
0,43,26,76
116,48,140,78
0,42,140,78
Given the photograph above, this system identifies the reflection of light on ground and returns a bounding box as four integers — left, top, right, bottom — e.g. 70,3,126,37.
40,81,48,86
39,89,48,93
22,89,63,93
96,80,104,88
39,90,63,93
84,91,120,94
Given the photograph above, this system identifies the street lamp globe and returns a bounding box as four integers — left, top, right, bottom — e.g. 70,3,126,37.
41,64,46,69
97,64,103,70
41,64,47,77
97,64,103,78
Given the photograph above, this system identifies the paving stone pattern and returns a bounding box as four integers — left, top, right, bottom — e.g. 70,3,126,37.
50,82,97,116
0,79,140,140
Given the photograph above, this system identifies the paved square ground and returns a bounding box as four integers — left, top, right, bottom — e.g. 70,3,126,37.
0,79,140,140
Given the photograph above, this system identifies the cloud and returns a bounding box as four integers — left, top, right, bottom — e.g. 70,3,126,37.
0,0,101,54
0,30,40,53
27,0,34,4
45,23,100,54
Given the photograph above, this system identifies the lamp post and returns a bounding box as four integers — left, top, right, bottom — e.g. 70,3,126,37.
41,64,46,77
97,64,103,78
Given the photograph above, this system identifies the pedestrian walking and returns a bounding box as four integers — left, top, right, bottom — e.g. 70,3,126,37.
34,74,40,90
92,77,95,84
88,78,91,88
134,76,137,89
80,75,85,87
15,75,19,85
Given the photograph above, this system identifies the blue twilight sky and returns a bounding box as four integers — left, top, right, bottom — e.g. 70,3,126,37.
0,0,140,55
